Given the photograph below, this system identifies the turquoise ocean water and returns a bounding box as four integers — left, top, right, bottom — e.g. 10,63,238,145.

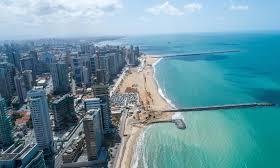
105,33,280,168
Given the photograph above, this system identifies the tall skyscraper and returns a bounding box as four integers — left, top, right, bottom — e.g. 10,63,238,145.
83,109,103,161
0,95,13,149
50,62,70,94
92,85,112,134
20,56,37,80
4,44,21,70
81,66,90,86
135,46,140,58
14,75,27,104
22,70,33,91
126,45,138,66
27,87,54,156
89,56,96,73
52,94,77,131
98,56,110,84
0,62,16,100
71,56,83,86
95,69,107,85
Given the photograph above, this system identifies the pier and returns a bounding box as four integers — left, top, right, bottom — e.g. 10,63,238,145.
159,103,276,113
151,50,240,58
146,119,186,130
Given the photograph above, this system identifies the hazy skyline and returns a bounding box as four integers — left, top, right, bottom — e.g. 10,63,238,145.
0,0,280,40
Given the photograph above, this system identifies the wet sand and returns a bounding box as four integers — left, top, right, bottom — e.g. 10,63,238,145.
115,56,173,168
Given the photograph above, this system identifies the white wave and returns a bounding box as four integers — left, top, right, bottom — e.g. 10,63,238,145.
132,56,186,168
152,58,177,109
131,127,150,168
172,112,185,121
152,57,183,122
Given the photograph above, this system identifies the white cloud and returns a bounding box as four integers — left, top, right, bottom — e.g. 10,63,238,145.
146,1,184,16
184,3,202,13
230,5,249,11
0,0,122,24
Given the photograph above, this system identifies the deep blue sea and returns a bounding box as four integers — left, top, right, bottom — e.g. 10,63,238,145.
105,33,280,168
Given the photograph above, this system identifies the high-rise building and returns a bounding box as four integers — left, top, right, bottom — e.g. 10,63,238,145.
20,56,37,79
92,85,112,134
80,43,93,54
89,56,97,77
0,62,16,100
73,66,83,86
71,56,83,86
65,50,72,68
135,46,140,58
0,95,13,149
14,75,27,104
81,66,90,86
29,51,39,63
6,51,21,71
27,87,54,156
41,52,54,64
22,70,33,91
83,109,103,161
0,143,46,168
95,69,107,85
50,63,70,94
98,56,110,83
52,94,77,131
107,53,119,76
4,44,21,70
126,45,138,66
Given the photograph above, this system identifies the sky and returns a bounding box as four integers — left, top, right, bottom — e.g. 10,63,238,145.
0,0,279,40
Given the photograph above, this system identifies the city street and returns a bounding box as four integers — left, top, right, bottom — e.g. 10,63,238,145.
111,109,128,168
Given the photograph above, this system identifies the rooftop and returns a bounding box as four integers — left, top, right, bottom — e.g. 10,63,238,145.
0,144,37,161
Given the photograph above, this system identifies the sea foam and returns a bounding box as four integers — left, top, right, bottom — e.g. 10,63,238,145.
132,56,185,168
152,58,177,109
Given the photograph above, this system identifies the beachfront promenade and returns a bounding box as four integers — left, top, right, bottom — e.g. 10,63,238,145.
158,103,275,113
150,50,240,58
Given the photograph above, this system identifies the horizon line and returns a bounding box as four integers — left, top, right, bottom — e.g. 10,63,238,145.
1,30,280,42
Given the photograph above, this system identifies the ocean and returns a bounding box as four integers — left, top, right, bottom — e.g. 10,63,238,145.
106,32,280,168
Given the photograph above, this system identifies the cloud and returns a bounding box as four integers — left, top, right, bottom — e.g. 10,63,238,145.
146,1,184,16
230,5,249,11
184,3,203,12
0,0,122,24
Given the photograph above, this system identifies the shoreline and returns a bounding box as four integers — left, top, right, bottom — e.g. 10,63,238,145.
152,58,177,109
115,55,173,168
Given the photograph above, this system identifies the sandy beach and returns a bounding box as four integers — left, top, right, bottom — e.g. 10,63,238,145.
115,56,173,168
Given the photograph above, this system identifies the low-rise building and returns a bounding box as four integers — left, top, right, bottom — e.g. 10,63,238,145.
62,135,85,163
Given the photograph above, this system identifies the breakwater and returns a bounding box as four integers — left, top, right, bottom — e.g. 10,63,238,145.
160,103,275,113
151,50,240,58
147,119,186,130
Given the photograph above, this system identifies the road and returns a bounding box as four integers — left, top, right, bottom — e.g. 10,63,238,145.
110,67,128,97
112,109,128,168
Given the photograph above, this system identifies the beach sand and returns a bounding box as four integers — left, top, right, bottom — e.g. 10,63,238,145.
115,56,173,168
